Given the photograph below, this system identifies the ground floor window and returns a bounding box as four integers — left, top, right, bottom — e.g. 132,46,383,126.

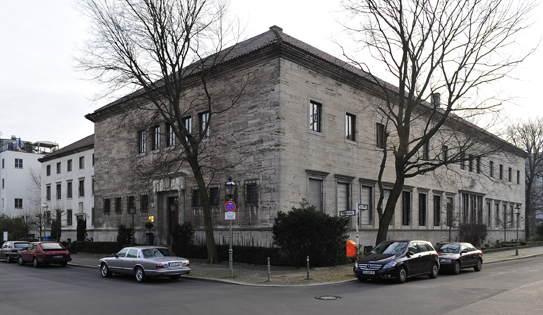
402,191,411,226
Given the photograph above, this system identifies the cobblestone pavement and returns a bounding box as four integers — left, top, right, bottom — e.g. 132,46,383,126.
69,245,543,286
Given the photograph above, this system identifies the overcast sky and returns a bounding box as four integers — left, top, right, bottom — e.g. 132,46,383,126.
1,0,542,148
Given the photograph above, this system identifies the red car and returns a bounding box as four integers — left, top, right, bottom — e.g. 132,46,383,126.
17,241,71,268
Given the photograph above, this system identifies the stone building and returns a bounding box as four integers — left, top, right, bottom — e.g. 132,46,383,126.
39,135,95,242
85,26,526,248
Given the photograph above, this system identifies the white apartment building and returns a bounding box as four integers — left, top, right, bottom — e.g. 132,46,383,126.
39,135,95,242
1,136,58,227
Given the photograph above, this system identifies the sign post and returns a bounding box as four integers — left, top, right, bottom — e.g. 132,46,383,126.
354,204,369,259
224,201,236,278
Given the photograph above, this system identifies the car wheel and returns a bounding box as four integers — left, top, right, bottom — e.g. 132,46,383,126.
6,255,12,263
60,262,67,267
474,258,483,272
453,261,461,275
135,267,147,282
18,256,25,266
396,267,407,284
100,263,112,277
170,275,181,280
33,257,40,268
429,263,439,279
357,276,367,282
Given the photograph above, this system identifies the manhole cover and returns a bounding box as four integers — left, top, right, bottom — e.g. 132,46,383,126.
315,296,342,300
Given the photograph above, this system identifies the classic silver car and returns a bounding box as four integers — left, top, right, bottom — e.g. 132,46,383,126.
1,241,30,263
99,246,190,282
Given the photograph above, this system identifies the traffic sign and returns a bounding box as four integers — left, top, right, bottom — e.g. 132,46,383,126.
340,210,356,216
225,201,236,212
225,212,236,220
357,204,369,211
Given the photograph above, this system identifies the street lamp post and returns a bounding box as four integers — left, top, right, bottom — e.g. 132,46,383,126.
225,177,236,279
515,204,521,256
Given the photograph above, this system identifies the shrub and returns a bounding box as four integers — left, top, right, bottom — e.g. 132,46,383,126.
72,241,121,254
171,222,195,255
116,224,132,246
537,223,543,238
458,224,488,247
174,244,282,265
272,200,350,267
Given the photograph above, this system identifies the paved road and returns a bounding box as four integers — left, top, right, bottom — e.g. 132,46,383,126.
1,255,542,315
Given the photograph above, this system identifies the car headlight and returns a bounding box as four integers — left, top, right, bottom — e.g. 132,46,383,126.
383,261,396,269
440,258,452,263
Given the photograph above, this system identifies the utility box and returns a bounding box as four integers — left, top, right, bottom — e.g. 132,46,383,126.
346,240,357,257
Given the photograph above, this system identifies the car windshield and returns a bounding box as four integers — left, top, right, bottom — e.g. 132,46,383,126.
435,243,460,253
41,243,65,250
142,248,176,258
14,243,29,248
370,241,408,255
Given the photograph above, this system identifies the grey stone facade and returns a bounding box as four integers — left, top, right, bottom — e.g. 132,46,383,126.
86,26,526,248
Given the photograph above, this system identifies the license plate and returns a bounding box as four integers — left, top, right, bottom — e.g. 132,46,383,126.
169,262,181,267
53,256,63,259
362,270,375,275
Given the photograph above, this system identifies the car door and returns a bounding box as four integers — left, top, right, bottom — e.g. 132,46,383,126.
21,243,36,262
465,244,478,267
459,243,473,267
1,242,11,259
416,242,435,274
108,248,129,273
405,242,423,275
121,248,139,272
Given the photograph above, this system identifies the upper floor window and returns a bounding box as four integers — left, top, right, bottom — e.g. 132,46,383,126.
92,154,95,167
376,123,385,148
460,151,466,170
56,162,61,174
79,156,85,169
104,198,111,213
345,113,355,141
199,112,210,138
15,198,22,209
67,181,73,199
246,182,259,205
422,141,430,160
138,130,147,153
476,157,481,173
166,123,176,147
192,189,202,207
15,158,23,169
79,179,85,197
140,194,149,212
67,159,72,172
46,185,51,201
489,161,494,177
56,183,62,200
46,165,51,176
115,197,122,214
209,187,220,206
442,145,448,161
468,154,474,172
517,170,520,184
309,101,321,132
508,167,512,182
127,196,136,213
499,164,503,180
183,116,192,142
1,158,4,168
151,125,160,150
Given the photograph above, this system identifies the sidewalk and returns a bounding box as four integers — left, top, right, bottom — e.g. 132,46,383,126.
69,246,543,286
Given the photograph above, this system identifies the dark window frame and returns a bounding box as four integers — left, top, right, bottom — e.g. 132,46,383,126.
309,101,322,132
151,125,160,151
104,198,111,213
138,130,147,153
376,123,385,148
345,113,356,141
199,112,210,138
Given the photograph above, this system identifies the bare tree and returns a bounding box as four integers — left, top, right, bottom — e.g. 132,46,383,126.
505,117,543,237
78,0,243,263
341,0,536,244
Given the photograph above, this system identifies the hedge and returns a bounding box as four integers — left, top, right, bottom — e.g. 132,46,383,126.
71,241,122,254
173,244,283,265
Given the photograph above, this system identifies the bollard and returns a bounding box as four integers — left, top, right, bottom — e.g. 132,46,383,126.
306,256,310,280
267,257,271,282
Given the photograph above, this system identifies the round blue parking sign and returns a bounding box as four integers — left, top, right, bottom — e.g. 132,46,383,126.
225,201,236,212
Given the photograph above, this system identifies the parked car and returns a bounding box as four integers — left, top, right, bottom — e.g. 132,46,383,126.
1,241,30,263
17,241,71,267
353,240,440,283
435,242,483,274
99,246,191,282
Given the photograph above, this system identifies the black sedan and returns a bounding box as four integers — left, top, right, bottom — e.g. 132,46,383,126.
354,240,440,283
435,242,483,274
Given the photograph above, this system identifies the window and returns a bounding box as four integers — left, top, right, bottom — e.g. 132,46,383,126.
468,154,474,172
460,151,466,170
183,116,192,141
499,164,503,180
337,182,350,214
360,185,372,225
309,101,322,132
15,158,23,169
446,197,454,227
462,193,483,224
67,159,72,172
140,195,149,212
1,158,3,168
151,125,160,150
46,185,51,201
192,189,202,207
476,157,481,174
308,178,324,212
46,165,51,176
510,205,514,228
56,183,61,200
104,198,111,213
517,170,520,184
92,154,95,167
503,204,507,228
1,178,4,189
138,130,147,153
92,177,95,196
115,197,122,214
67,209,73,226
15,198,22,209
345,113,355,141
199,112,210,138
489,161,494,177
79,156,85,169
376,123,385,148
127,196,136,213
56,162,61,174
442,145,448,161
486,202,491,227
422,142,430,160
402,191,411,226
434,195,441,226
508,167,512,182
209,187,219,206
495,203,500,227
166,123,176,147
246,182,259,205
67,181,73,199
419,193,427,226
79,179,85,197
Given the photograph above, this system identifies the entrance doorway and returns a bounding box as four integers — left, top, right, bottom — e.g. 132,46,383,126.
167,197,179,237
